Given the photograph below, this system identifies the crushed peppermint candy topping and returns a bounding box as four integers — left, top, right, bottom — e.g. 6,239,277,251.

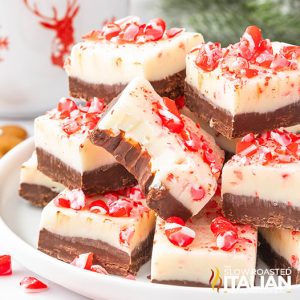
49,97,105,136
119,226,135,247
54,186,149,218
216,230,239,251
71,252,93,270
89,200,109,215
235,129,300,165
82,16,184,44
125,274,136,280
290,255,299,269
90,264,109,275
71,252,109,275
54,189,86,210
153,97,222,177
210,216,239,251
164,217,195,247
191,185,206,201
193,25,300,78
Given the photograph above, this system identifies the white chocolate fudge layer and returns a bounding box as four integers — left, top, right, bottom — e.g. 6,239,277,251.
151,198,258,286
39,188,156,255
186,41,300,115
223,161,300,206
222,129,300,207
20,152,64,194
94,77,224,220
66,17,203,85
222,129,300,229
34,99,116,173
260,228,300,272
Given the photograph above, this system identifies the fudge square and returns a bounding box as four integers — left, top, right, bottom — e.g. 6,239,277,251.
185,25,300,139
35,97,136,195
151,197,258,287
65,16,203,102
259,228,300,284
91,77,224,221
222,129,300,230
19,152,64,207
38,187,156,276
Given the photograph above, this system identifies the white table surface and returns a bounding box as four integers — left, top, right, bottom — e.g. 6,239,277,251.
0,119,89,300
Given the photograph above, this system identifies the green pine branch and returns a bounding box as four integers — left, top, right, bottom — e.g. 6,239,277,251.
160,0,300,45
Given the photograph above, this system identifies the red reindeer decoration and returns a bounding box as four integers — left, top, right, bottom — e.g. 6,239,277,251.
0,36,9,62
23,0,79,68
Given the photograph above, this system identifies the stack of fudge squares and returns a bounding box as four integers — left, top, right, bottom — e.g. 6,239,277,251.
18,17,300,287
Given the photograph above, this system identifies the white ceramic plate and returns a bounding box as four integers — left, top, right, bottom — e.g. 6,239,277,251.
0,138,299,300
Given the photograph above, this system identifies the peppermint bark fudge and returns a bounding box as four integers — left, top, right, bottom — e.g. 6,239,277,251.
38,187,155,276
91,78,224,220
35,97,136,195
185,25,300,139
19,152,64,207
151,197,258,287
66,16,203,102
222,129,300,229
259,228,300,284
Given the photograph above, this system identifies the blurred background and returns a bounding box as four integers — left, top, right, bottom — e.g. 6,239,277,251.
0,0,299,153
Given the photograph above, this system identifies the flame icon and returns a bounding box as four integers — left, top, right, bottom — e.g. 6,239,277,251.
209,267,222,292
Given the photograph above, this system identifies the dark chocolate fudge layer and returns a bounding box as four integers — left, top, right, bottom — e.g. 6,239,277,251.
223,193,300,230
36,148,136,195
69,70,185,103
38,229,154,276
184,83,300,139
19,183,59,208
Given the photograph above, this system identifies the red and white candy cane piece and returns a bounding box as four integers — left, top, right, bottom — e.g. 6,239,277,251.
20,277,48,293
